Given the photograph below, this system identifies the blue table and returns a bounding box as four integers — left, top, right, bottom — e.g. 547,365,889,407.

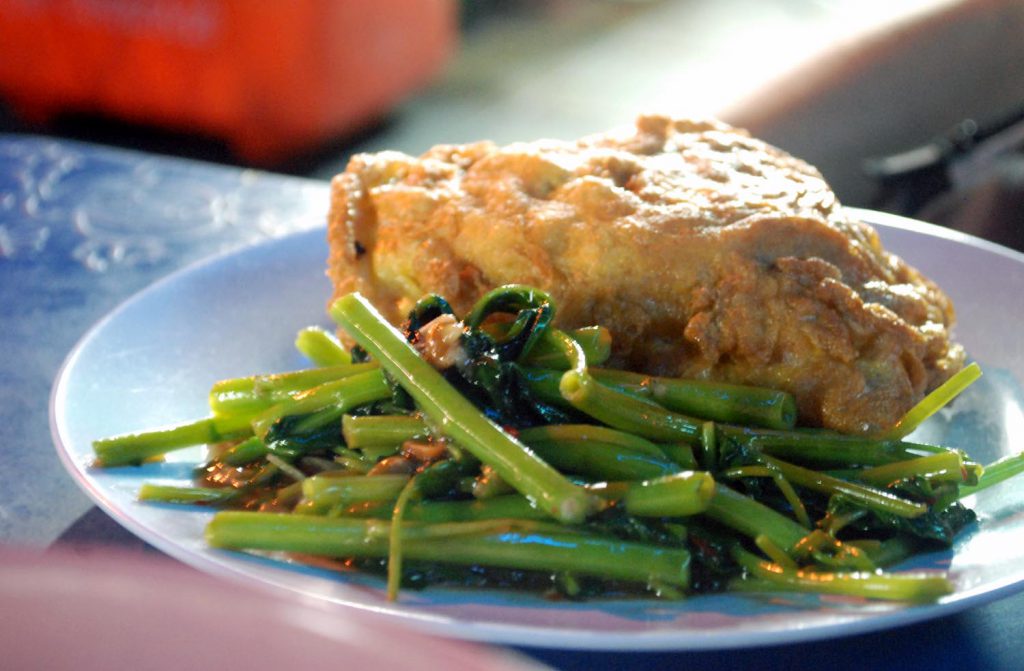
3,134,1020,670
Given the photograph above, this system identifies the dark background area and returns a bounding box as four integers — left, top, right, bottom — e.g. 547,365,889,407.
2,0,1022,254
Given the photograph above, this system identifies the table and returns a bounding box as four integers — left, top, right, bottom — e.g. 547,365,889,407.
4,134,1024,670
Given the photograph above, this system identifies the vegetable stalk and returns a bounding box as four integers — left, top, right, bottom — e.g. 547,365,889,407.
590,368,797,430
207,511,691,588
209,363,378,417
558,370,703,444
761,456,928,518
731,548,952,602
330,292,599,524
294,326,351,366
93,414,252,467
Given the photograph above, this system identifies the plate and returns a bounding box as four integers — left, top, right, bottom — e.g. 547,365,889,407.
50,209,1024,650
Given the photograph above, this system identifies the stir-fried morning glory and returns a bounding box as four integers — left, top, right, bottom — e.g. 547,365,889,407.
93,285,1022,602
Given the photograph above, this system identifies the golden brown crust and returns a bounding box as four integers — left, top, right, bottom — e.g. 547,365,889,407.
326,114,964,434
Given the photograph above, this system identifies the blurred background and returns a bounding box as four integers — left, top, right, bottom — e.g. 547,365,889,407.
1,0,1022,249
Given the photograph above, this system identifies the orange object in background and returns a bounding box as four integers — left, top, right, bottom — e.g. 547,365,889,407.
0,0,457,164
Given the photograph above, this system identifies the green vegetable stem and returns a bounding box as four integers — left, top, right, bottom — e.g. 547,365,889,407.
206,511,691,589
330,292,600,524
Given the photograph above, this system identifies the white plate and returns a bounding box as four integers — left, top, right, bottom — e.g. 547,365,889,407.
50,209,1024,651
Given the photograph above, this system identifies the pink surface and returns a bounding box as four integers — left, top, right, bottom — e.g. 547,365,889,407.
0,547,541,670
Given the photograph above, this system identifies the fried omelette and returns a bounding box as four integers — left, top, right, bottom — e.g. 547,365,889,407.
326,115,964,434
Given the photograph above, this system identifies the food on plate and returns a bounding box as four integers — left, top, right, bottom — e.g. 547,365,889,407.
93,286,1019,603
90,118,1020,604
326,115,964,434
